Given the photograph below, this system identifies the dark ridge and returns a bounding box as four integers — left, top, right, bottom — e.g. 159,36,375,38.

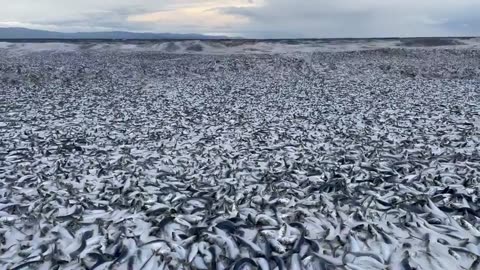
0,27,230,40
0,27,477,44
399,37,467,47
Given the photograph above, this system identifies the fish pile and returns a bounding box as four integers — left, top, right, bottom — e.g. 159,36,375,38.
0,48,480,270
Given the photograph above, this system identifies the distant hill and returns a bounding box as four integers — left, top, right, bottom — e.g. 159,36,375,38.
0,27,230,40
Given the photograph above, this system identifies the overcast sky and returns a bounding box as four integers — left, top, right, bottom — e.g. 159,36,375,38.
1,0,479,38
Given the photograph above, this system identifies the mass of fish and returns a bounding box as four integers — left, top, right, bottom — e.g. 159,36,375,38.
0,47,479,270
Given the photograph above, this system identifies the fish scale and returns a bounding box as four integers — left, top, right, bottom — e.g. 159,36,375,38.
0,45,480,270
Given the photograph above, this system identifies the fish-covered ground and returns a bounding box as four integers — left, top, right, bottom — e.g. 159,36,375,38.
0,47,480,270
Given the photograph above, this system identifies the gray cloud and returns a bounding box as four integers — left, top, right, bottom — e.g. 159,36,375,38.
0,0,176,32
27,7,153,32
219,0,480,38
1,0,480,37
